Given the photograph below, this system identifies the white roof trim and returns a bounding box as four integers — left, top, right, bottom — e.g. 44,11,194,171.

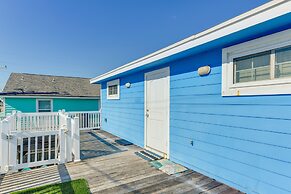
91,0,290,83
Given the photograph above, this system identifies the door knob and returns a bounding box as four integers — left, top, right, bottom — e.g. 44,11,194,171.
146,113,149,117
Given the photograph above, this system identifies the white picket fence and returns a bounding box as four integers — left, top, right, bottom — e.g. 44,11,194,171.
67,111,101,130
0,111,80,174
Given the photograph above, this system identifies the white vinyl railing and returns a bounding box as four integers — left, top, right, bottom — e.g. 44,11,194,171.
67,111,101,130
15,112,60,132
0,111,80,174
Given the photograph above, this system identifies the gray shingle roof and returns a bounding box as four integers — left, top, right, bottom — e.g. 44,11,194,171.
1,73,100,97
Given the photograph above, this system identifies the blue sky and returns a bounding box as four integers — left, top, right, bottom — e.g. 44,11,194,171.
0,0,269,90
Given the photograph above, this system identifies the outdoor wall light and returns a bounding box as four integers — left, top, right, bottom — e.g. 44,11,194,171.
125,82,131,88
198,65,211,76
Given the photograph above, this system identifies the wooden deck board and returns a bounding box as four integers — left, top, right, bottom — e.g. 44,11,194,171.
0,130,243,194
96,173,170,193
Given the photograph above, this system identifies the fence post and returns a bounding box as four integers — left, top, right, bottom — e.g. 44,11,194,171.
99,110,102,129
65,116,72,162
7,118,17,173
15,111,21,131
72,117,80,162
0,121,2,173
59,128,66,164
58,112,66,164
0,120,9,174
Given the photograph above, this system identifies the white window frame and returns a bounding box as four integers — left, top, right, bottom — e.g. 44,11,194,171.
36,99,53,112
0,98,5,115
222,29,291,96
107,79,120,100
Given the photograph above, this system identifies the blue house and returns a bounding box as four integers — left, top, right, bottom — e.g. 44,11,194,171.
91,1,291,194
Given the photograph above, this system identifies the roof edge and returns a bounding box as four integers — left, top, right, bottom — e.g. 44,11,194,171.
0,95,100,99
91,0,290,83
10,72,92,80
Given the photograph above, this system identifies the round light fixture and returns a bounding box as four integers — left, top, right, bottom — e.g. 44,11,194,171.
125,82,131,88
198,65,211,76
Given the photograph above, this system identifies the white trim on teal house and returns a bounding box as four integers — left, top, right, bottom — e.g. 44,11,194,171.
36,99,53,112
90,1,291,194
0,98,4,117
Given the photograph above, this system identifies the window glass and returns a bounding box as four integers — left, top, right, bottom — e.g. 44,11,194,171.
234,57,252,83
38,100,51,112
252,52,271,81
107,79,120,99
108,85,118,95
234,51,271,83
275,46,291,78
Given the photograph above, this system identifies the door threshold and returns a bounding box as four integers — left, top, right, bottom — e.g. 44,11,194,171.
145,146,168,159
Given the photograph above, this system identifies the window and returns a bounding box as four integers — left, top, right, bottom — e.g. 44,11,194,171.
107,79,120,99
37,99,52,112
234,51,271,83
275,46,291,78
222,29,291,96
108,85,118,96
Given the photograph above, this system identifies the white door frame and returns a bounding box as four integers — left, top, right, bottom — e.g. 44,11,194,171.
144,67,170,158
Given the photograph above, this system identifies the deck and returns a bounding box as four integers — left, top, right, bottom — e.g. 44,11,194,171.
0,130,243,194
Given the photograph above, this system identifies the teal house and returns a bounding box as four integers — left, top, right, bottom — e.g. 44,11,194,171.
0,73,100,115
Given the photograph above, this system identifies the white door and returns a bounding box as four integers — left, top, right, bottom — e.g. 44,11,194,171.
145,67,170,157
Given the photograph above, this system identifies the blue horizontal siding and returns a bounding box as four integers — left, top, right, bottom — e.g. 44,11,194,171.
101,73,145,147
169,48,291,194
99,25,291,193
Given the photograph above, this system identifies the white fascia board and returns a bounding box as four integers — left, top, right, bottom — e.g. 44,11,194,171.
90,0,290,84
